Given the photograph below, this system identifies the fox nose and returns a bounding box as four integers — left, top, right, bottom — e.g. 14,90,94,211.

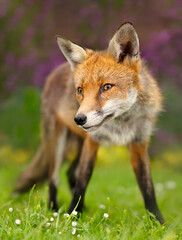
74,114,87,126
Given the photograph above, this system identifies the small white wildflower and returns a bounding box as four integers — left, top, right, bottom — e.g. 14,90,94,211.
58,231,62,235
117,186,125,194
46,222,51,227
72,228,77,235
53,212,58,217
77,234,80,237
50,217,54,222
72,221,77,227
99,204,106,209
103,213,109,218
9,207,13,212
165,181,176,189
156,183,164,192
72,210,78,216
15,219,21,225
63,213,70,218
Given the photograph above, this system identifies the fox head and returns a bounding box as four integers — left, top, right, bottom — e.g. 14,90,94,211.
56,23,141,131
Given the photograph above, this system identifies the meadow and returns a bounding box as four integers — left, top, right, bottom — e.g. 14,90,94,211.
0,88,182,239
0,146,182,239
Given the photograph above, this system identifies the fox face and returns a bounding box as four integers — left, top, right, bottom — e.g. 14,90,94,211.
57,23,141,132
73,55,139,131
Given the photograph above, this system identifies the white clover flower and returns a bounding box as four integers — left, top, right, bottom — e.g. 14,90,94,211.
156,183,164,192
103,213,109,218
15,219,21,225
50,217,54,222
53,212,59,217
46,222,51,227
64,213,70,218
72,228,77,235
72,221,77,227
9,207,13,212
165,181,176,189
72,210,78,216
99,204,106,209
117,186,125,194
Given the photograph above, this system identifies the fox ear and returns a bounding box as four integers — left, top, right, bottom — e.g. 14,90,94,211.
56,36,88,70
108,23,139,64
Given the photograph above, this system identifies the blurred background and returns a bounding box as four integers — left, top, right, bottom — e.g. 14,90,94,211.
0,0,182,174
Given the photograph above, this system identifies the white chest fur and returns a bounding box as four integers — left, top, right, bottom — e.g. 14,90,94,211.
89,116,137,145
89,109,154,146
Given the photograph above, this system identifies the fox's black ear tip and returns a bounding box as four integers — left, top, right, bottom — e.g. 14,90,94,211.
122,22,134,26
55,35,61,41
124,22,134,26
118,22,135,30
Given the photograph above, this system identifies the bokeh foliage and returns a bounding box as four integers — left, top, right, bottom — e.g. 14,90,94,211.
0,0,182,153
0,88,41,149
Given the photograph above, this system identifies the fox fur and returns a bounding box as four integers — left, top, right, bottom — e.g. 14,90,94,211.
15,23,164,223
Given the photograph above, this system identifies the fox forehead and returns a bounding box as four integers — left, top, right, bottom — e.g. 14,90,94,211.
73,52,140,88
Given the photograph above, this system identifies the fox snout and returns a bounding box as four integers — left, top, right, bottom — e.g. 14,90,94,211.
74,114,87,126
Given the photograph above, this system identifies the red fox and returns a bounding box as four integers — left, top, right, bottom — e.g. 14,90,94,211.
15,23,164,223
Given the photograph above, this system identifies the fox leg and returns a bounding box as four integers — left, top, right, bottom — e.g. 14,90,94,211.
68,136,99,214
129,141,164,224
67,137,83,193
47,127,67,211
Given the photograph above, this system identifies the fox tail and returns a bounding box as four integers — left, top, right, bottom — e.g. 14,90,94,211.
14,145,48,193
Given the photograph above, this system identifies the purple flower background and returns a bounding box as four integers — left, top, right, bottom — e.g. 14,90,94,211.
0,0,182,96
0,0,182,151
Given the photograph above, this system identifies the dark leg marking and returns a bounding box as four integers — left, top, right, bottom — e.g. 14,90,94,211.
130,141,164,224
135,158,164,223
67,138,83,192
68,159,94,214
49,181,58,211
68,137,98,214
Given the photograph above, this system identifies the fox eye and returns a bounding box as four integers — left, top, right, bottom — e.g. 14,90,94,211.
100,83,115,92
77,87,83,95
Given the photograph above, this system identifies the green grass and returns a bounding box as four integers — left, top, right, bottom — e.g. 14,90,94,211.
0,87,182,239
0,147,182,239
0,87,41,149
